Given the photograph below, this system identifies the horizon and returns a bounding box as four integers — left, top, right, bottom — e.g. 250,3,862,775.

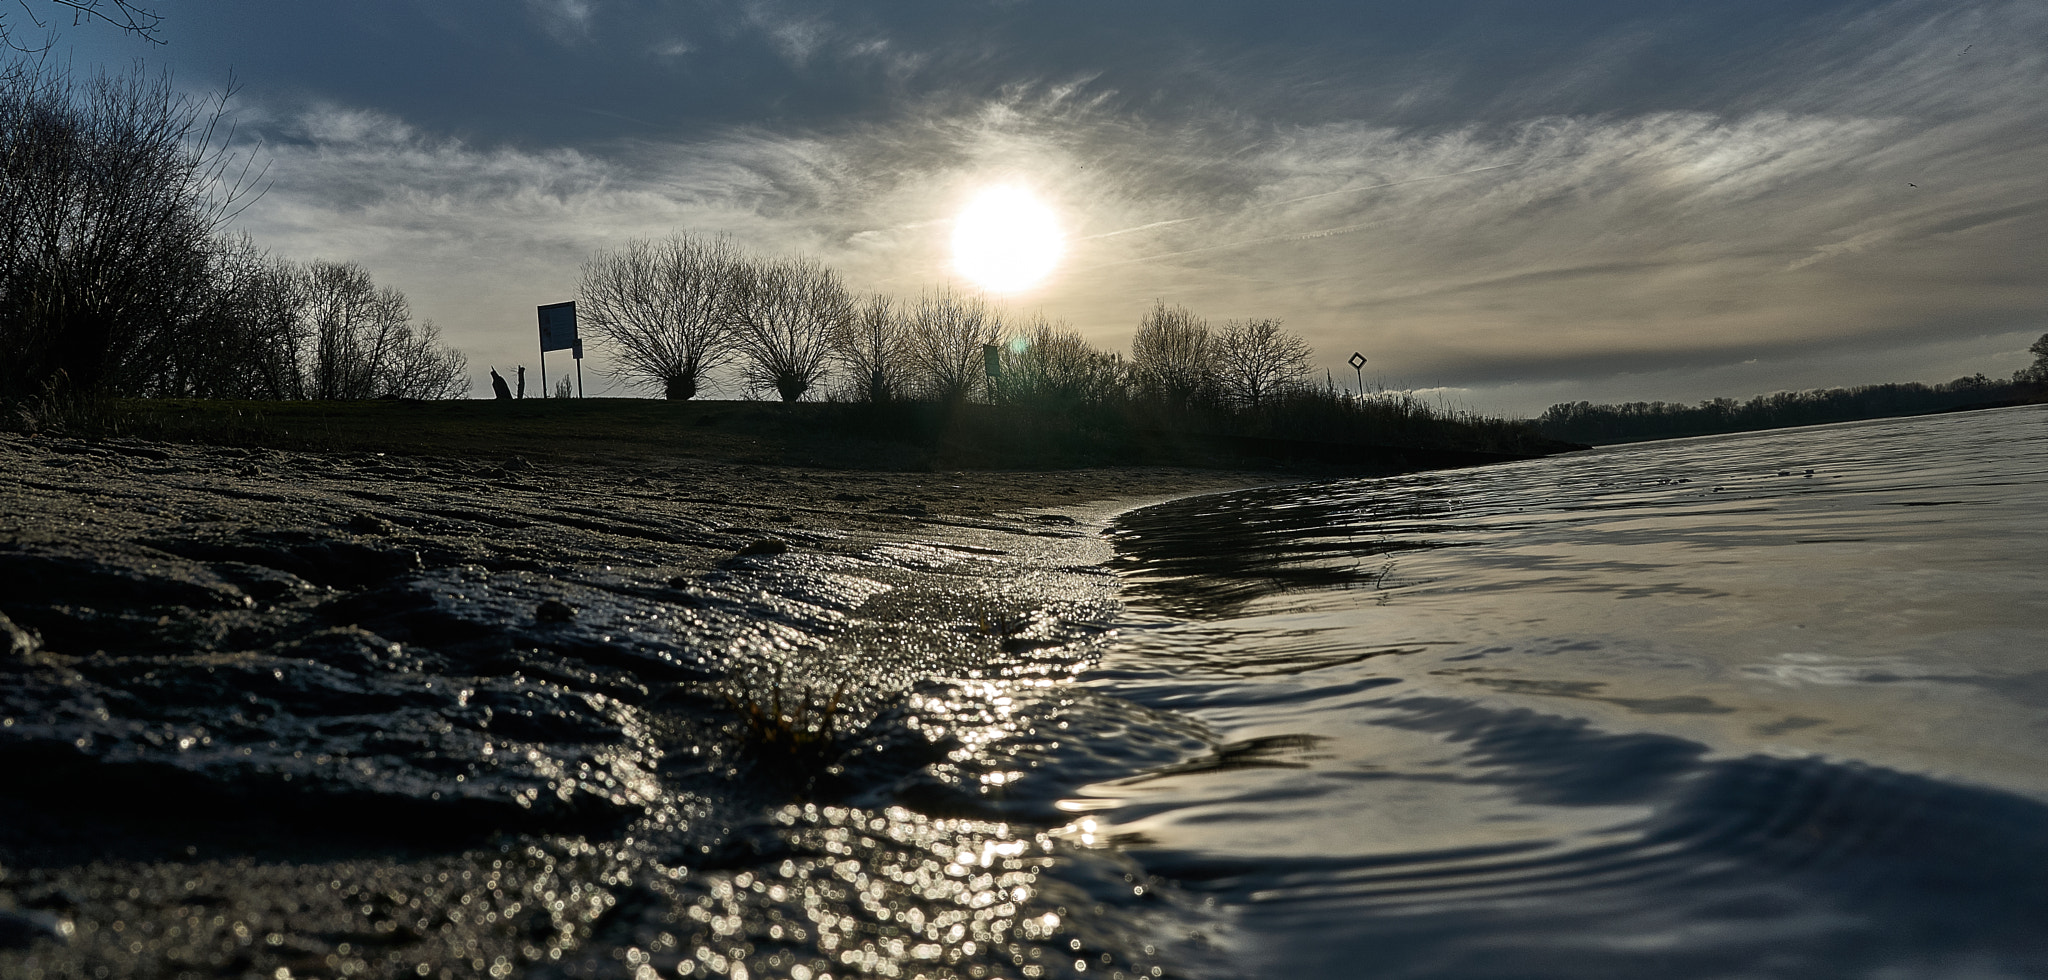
40,0,2048,416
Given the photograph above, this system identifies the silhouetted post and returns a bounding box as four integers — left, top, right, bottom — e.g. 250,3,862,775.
1349,352,1367,397
516,365,526,399
490,368,512,401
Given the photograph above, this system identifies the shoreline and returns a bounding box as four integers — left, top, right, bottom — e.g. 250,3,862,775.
1,430,1285,978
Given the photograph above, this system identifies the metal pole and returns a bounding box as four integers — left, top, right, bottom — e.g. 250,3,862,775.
540,350,548,399
576,357,584,399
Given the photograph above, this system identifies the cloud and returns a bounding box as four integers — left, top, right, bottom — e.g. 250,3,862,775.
525,0,596,43
208,0,2048,410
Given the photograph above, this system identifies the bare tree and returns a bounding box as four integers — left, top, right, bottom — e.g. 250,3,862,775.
0,62,468,408
1213,317,1313,408
306,261,398,399
148,233,309,399
0,63,253,400
578,234,746,400
302,260,464,399
1,60,266,404
905,286,1003,404
997,315,1121,407
1129,300,1214,408
729,255,851,402
379,318,469,400
832,293,912,403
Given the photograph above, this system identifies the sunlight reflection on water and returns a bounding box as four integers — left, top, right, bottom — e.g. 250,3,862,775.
1085,405,2048,978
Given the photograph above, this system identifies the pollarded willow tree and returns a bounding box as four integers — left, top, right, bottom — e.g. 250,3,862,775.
729,255,852,402
578,234,748,400
1213,317,1313,408
906,286,1003,404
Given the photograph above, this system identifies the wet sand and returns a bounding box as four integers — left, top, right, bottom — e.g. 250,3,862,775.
0,431,1284,979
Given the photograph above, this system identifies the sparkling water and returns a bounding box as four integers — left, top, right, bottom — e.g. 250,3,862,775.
1084,404,2048,978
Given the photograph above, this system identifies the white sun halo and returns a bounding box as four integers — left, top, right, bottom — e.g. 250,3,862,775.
951,185,1065,293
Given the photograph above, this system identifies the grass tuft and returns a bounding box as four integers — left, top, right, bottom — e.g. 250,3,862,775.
723,682,847,789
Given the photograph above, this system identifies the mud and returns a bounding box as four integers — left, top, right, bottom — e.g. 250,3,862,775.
0,432,1276,979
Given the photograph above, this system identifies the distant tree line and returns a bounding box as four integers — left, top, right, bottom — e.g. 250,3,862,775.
1535,343,2048,445
1,60,467,425
577,232,1555,456
578,234,1325,410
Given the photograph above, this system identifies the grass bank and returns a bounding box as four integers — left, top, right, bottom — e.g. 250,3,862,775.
50,395,1580,474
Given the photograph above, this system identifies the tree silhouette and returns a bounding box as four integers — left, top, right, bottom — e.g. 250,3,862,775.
1130,301,1214,409
831,293,912,404
0,63,256,400
729,255,850,402
304,261,466,400
578,234,746,400
904,286,1002,405
2018,333,2048,384
995,316,1122,409
1213,317,1312,408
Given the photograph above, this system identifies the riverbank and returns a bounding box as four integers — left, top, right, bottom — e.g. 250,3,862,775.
1,430,1284,979
47,396,1576,474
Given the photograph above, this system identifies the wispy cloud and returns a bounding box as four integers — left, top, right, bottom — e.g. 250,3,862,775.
524,0,596,43
214,0,2048,410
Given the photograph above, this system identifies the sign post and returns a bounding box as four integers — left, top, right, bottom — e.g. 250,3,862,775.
1348,351,1367,396
538,302,579,398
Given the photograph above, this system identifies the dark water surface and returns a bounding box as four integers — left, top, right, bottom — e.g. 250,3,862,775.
1084,406,2048,978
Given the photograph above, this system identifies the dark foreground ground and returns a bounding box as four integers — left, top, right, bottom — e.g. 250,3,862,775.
1,421,1301,980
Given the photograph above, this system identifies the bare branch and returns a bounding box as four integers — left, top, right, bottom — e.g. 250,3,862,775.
5,0,164,52
904,286,1003,404
831,293,912,403
1214,317,1313,408
578,233,746,400
729,255,851,403
48,0,162,39
1129,301,1214,408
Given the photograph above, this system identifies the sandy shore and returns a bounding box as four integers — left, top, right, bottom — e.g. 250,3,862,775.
1,431,1288,979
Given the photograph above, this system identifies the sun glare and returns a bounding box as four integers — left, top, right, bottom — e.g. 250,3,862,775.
951,185,1065,293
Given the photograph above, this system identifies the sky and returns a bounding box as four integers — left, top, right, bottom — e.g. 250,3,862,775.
35,0,2048,414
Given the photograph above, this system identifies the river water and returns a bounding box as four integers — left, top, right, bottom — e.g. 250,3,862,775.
1082,405,2048,978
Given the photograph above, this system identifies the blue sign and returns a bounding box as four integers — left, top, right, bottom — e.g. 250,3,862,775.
538,301,577,352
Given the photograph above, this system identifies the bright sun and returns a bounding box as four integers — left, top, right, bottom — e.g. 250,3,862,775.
951,185,1065,293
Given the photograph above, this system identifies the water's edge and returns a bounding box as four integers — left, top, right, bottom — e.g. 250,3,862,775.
1079,407,2048,978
